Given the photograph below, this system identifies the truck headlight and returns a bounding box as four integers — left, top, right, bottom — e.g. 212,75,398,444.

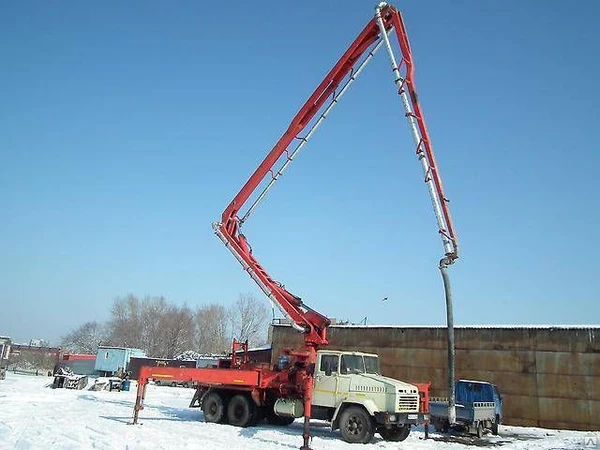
388,414,397,422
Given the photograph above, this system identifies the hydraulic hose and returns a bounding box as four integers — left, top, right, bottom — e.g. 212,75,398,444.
439,258,456,425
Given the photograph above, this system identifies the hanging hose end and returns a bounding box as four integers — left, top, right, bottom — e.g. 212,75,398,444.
439,254,457,270
448,404,457,425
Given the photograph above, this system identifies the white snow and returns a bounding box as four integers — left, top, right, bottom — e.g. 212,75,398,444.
0,372,596,450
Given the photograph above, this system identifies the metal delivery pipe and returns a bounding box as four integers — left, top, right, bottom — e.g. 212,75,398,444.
439,259,456,425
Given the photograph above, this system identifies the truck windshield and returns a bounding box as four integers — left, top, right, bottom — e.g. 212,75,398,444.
340,355,380,375
364,356,380,374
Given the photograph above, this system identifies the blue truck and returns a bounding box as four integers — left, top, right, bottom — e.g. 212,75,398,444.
430,380,503,437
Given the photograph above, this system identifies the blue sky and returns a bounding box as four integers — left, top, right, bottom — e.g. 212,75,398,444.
1,1,599,345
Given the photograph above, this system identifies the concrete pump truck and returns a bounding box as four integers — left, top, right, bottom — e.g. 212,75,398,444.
131,3,459,449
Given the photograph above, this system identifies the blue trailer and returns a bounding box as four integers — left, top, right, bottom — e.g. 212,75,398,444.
94,346,146,376
430,380,503,437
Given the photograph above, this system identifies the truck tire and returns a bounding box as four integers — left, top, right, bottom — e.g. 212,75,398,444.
379,425,411,442
227,394,255,427
339,406,374,444
202,391,226,423
171,381,177,387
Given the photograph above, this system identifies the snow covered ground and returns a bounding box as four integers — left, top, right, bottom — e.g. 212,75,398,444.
0,372,596,450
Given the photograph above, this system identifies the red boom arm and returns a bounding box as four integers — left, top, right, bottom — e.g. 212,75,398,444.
213,3,458,350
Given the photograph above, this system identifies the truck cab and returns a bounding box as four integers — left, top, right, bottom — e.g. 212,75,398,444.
310,350,427,443
455,379,503,424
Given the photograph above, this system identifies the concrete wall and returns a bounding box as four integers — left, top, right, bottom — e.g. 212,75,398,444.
270,324,600,431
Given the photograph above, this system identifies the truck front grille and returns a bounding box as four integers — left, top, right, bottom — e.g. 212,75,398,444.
398,395,419,412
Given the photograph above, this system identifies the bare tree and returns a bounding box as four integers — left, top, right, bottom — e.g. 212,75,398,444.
230,293,269,347
106,294,143,348
194,304,230,354
106,294,172,356
61,321,106,354
161,304,195,359
103,294,267,357
139,296,168,357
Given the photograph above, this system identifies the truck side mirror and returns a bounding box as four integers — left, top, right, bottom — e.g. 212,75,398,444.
325,366,332,376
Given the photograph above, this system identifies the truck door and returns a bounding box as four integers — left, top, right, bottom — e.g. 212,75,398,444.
313,353,339,408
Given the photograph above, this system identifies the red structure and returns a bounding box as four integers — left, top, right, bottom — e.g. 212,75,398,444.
60,353,97,376
62,354,96,360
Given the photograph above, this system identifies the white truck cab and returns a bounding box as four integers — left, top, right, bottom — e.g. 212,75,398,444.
309,350,427,443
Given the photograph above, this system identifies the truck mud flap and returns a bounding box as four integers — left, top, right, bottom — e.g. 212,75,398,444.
189,386,208,408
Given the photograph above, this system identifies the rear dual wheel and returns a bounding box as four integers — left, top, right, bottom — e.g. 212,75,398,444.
203,392,258,428
202,391,227,423
227,394,256,427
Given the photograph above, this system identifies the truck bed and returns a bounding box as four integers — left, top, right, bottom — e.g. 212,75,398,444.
429,398,496,424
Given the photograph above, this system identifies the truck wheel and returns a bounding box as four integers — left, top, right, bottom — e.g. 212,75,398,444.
379,425,411,442
171,381,177,387
202,391,226,423
227,394,255,427
491,415,499,435
339,406,374,444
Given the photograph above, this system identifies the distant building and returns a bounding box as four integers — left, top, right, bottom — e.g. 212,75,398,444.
233,344,272,365
60,353,97,376
10,343,61,372
0,336,11,379
94,346,146,376
196,355,222,368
